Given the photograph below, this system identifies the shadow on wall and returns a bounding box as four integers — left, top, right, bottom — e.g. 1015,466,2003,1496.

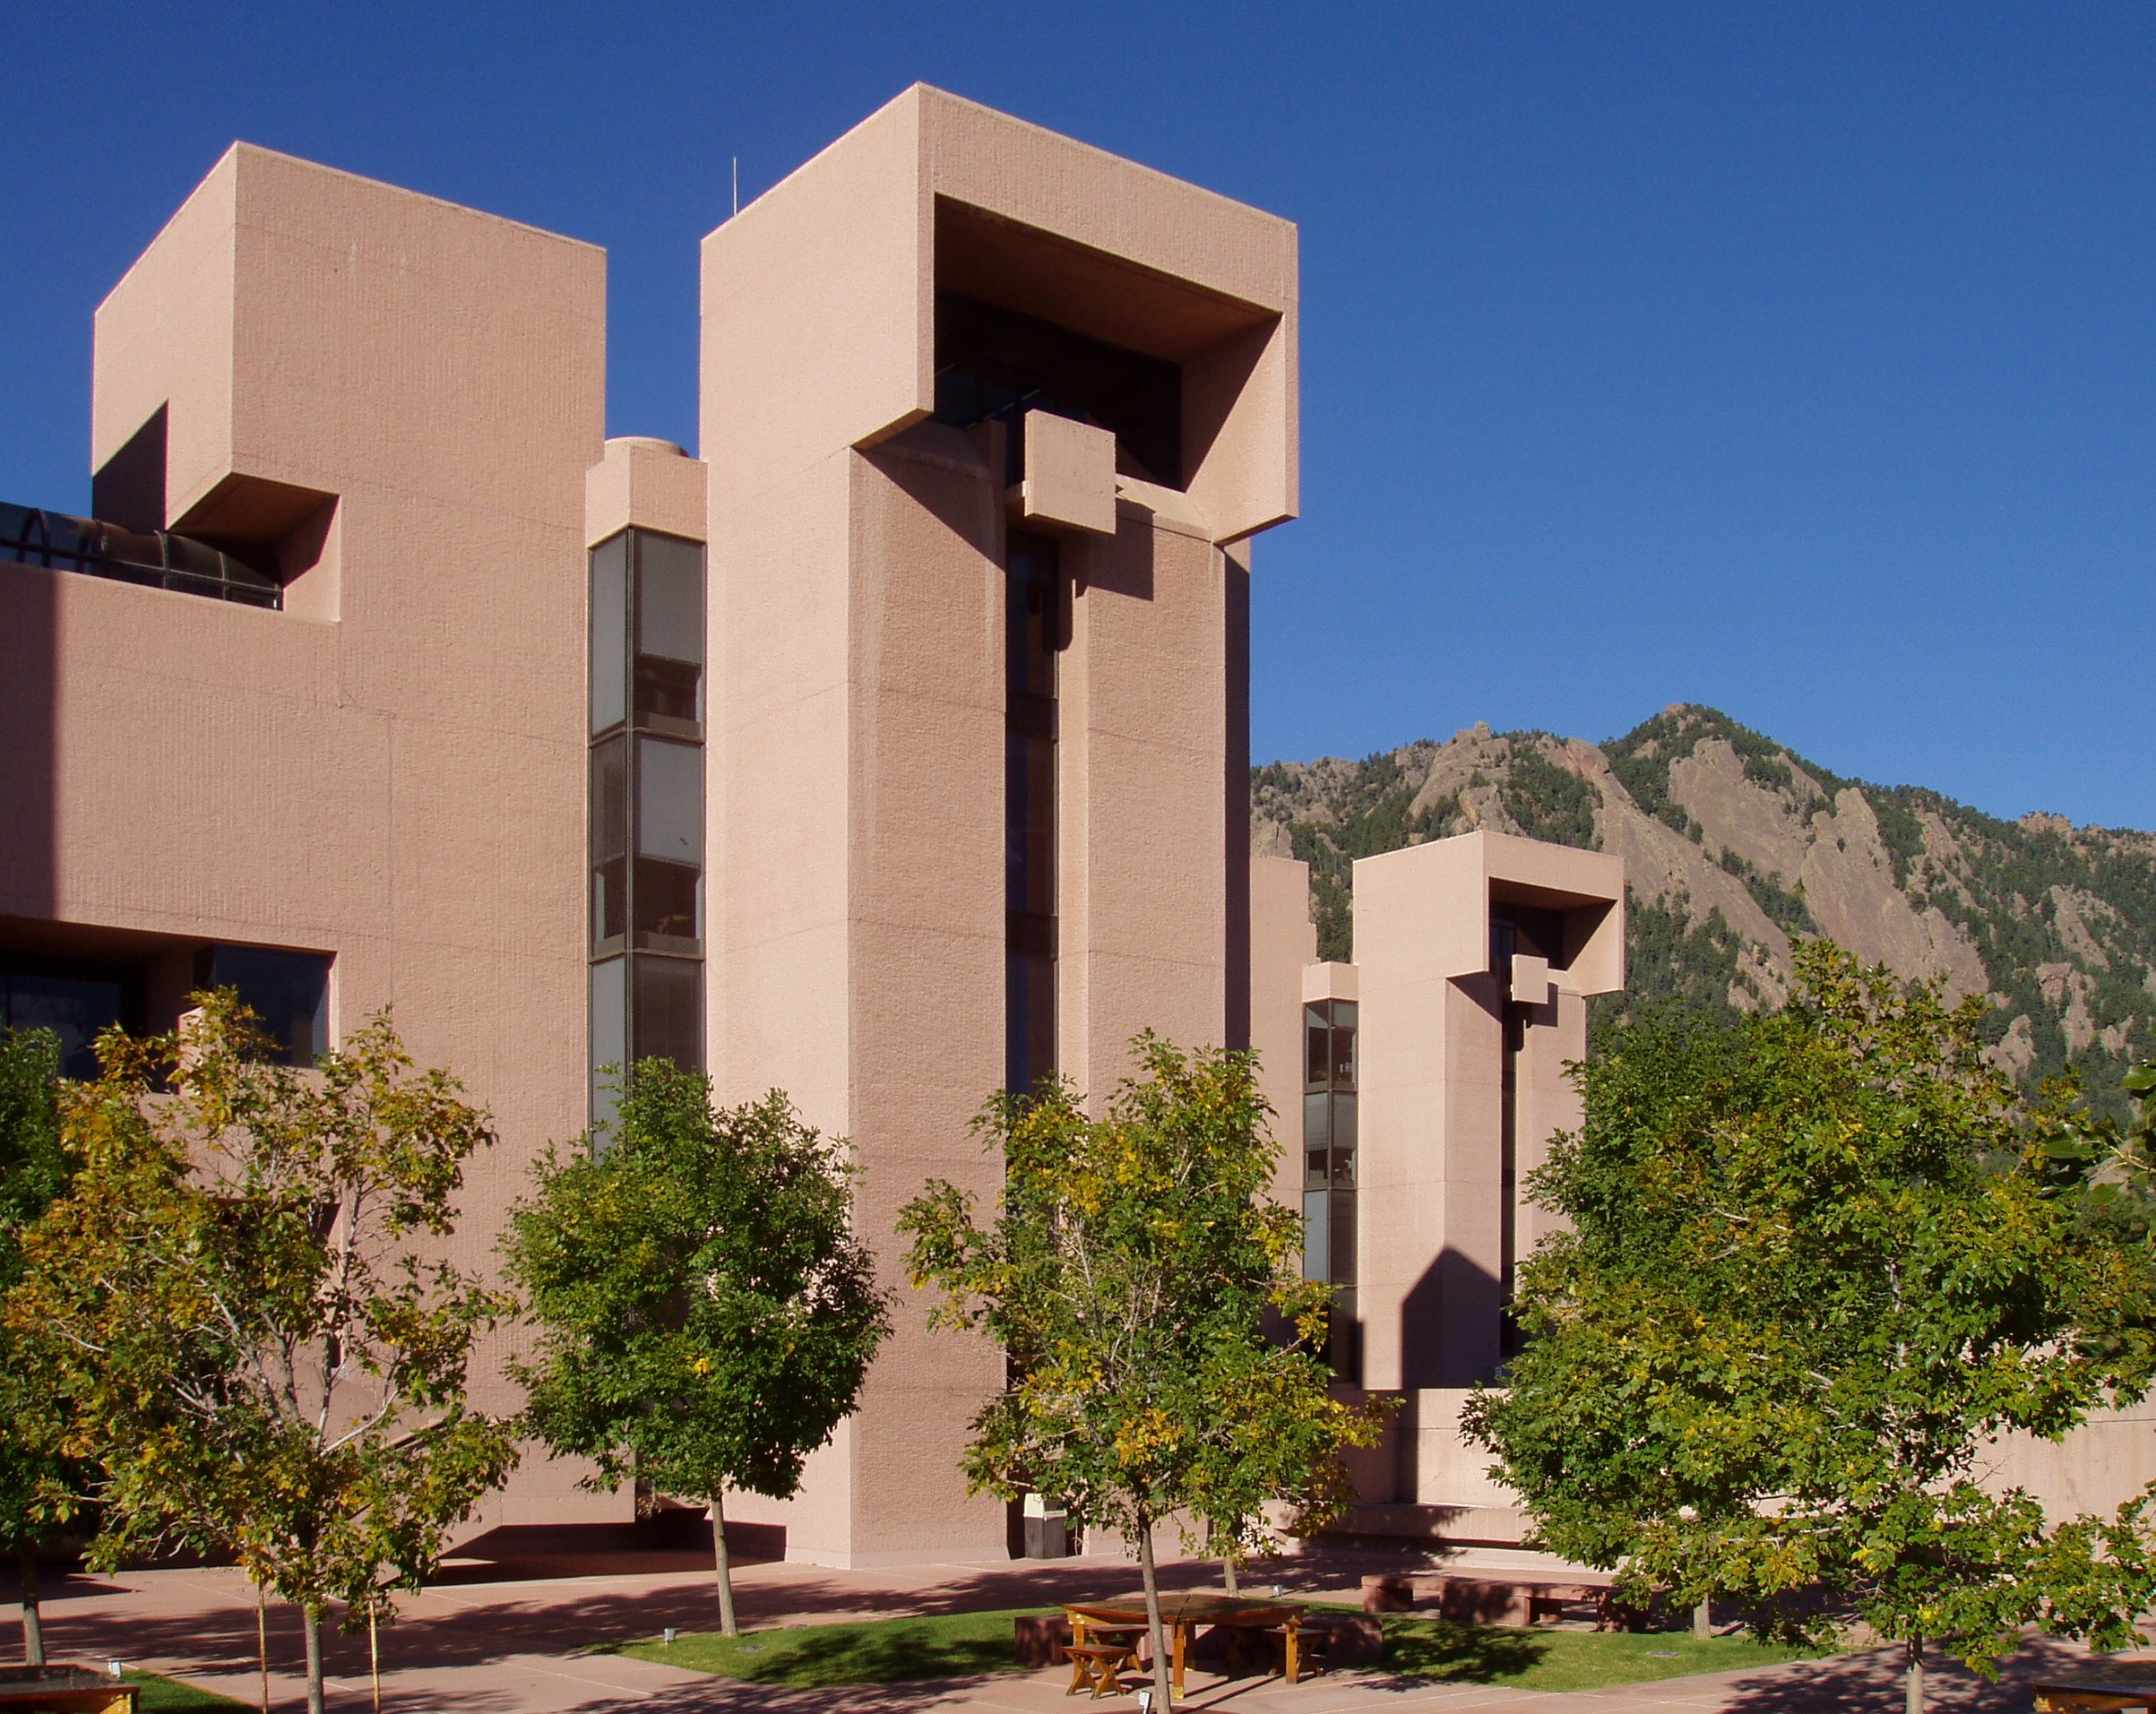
0,567,56,923
1400,1247,1504,1393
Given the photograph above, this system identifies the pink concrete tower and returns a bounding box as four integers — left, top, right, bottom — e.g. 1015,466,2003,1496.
701,86,1298,1566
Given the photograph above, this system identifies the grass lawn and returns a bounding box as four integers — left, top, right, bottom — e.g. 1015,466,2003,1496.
615,1606,1057,1689
125,1672,250,1710
1375,1616,1828,1692
617,1604,1830,1693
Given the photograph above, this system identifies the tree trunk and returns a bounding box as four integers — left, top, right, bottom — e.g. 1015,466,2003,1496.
369,1602,381,1714
711,1492,738,1639
1135,1518,1173,1710
303,1604,324,1714
1223,1546,1239,1598
1694,1598,1711,1641
256,1583,270,1714
18,1546,42,1667
1907,1635,1924,1714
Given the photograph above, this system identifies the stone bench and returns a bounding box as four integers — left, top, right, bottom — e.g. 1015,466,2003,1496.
1361,1572,1627,1628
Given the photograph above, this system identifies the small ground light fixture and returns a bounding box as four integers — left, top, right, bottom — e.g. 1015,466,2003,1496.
1136,1692,1154,1713
108,1661,124,1677
664,1628,677,1646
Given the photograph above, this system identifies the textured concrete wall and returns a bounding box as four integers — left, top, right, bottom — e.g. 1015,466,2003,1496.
701,85,1297,1566
2,143,610,1528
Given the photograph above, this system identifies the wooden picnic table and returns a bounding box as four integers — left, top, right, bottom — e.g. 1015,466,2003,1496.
0,1664,138,1712
1070,1592,1308,1696
2033,1664,2156,1714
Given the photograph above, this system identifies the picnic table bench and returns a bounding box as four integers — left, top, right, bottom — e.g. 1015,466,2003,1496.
2032,1665,2156,1714
0,1665,138,1713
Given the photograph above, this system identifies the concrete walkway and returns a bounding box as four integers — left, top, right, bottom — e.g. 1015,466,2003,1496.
2,1550,2109,1713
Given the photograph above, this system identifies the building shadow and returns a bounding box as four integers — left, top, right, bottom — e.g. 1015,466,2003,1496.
0,565,56,925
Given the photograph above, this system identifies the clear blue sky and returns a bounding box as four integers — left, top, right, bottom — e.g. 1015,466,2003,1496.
5,4,2152,827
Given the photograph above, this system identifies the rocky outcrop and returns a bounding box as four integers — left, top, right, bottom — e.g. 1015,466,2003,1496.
1253,704,2156,1108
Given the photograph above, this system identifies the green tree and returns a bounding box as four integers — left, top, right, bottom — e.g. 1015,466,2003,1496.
0,1028,82,1664
1464,945,2154,1714
898,1036,1388,1710
505,1065,890,1638
5,995,520,1714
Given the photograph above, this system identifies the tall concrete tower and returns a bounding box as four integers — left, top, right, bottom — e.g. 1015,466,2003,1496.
700,86,1298,1565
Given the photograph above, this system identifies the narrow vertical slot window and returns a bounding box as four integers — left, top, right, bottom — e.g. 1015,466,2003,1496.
589,527,706,1124
1005,530,1062,1095
1301,997,1359,1381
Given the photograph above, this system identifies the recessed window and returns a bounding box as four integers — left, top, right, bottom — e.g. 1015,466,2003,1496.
196,944,331,1065
0,502,281,609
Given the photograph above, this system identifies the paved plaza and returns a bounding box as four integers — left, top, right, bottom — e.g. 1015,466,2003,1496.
0,1545,2109,1713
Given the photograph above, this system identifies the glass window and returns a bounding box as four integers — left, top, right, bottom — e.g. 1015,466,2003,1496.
1006,952,1055,1097
199,945,330,1065
635,736,703,865
633,955,703,1072
1304,1090,1331,1152
633,858,701,946
590,736,627,948
1328,1191,1358,1284
589,957,626,1133
1330,1091,1357,1153
590,533,628,735
635,534,703,663
1305,1003,1330,1087
1,972,124,1081
1302,1189,1330,1283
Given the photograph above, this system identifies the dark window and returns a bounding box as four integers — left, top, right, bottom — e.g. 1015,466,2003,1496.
934,294,1183,489
589,528,706,1121
590,533,628,735
1301,994,1360,1379
196,945,330,1065
590,736,628,948
0,967,128,1081
1005,530,1063,1094
0,501,281,609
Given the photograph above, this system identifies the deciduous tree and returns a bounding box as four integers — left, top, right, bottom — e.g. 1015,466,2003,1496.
505,1066,890,1637
0,1027,82,1665
6,995,519,1714
899,1036,1388,1710
1464,945,2155,1714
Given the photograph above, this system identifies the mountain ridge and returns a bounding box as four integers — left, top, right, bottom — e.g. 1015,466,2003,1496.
1252,704,2156,1111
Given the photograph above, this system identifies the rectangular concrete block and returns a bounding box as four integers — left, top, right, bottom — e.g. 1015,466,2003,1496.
1021,409,1117,536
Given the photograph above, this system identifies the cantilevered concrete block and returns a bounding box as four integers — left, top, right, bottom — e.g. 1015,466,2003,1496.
1020,410,1117,536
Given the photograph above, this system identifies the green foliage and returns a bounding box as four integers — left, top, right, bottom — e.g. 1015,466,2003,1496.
1464,944,2156,1689
897,1037,1388,1706
5,995,519,1710
1591,890,1746,1039
1271,748,1459,961
0,1027,85,1661
1601,707,1849,826
1496,737,1600,851
505,1064,889,1632
508,1067,888,1503
1715,848,1816,937
0,1029,81,1541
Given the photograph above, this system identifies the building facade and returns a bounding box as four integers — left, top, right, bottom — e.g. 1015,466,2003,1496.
0,86,1296,1563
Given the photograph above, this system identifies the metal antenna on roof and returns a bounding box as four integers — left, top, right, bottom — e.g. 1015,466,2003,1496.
732,158,738,218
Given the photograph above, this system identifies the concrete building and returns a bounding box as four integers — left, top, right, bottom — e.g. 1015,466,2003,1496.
1251,836,1627,1556
0,85,1294,1565
15,80,2139,1581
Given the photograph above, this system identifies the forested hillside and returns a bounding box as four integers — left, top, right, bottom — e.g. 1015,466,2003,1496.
1252,705,2156,1110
